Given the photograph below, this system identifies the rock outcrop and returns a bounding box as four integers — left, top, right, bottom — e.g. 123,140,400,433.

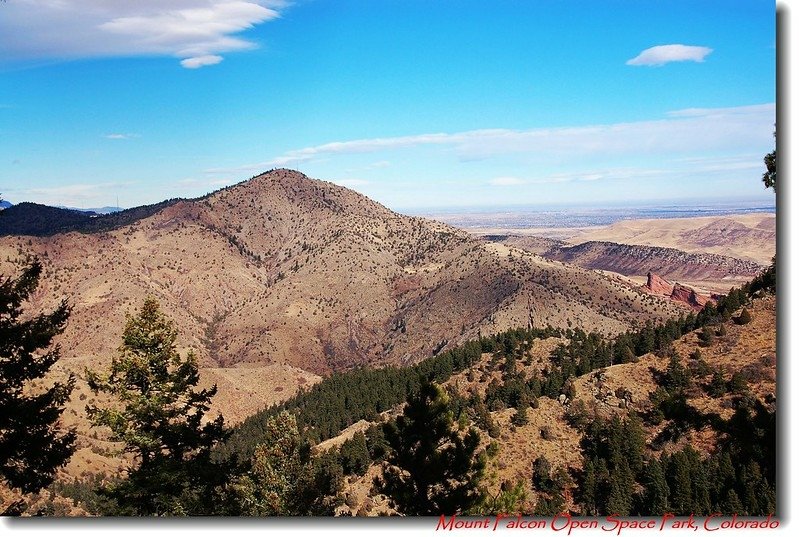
645,271,674,295
643,271,713,311
670,283,711,311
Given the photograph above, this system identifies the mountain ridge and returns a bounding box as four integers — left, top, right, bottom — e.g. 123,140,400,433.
0,169,683,415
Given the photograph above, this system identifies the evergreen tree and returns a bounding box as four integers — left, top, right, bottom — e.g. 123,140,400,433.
640,458,669,515
580,460,598,515
729,371,749,395
762,132,776,192
0,260,76,495
340,431,370,476
511,405,529,426
376,382,485,515
667,451,693,514
708,367,727,397
735,308,753,325
698,326,715,347
86,298,229,515
622,413,646,474
532,456,553,493
686,448,711,514
606,456,634,515
723,489,744,514
220,411,342,515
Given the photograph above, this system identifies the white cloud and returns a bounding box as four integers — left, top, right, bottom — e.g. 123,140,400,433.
487,168,668,187
666,103,772,118
332,178,370,188
104,133,139,140
208,103,774,175
0,1,286,68
626,44,713,66
8,182,133,207
180,55,224,68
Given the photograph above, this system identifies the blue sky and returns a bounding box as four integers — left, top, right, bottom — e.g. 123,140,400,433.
0,0,776,211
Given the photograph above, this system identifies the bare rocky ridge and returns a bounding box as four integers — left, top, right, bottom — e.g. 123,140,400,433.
539,241,763,281
645,271,674,296
493,237,763,284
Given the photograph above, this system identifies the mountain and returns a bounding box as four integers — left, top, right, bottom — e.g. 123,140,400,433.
0,199,180,237
0,170,683,413
563,213,776,266
0,203,94,235
0,200,11,210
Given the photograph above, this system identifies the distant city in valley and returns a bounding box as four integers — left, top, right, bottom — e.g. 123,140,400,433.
411,199,776,230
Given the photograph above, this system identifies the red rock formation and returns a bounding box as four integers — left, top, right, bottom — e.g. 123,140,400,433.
643,271,714,311
645,271,674,295
670,283,713,311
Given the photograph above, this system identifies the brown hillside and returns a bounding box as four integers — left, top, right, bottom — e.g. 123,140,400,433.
564,214,775,266
335,295,776,515
0,169,688,476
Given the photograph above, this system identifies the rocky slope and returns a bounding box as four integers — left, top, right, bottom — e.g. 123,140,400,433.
334,294,776,516
540,241,763,281
0,170,681,420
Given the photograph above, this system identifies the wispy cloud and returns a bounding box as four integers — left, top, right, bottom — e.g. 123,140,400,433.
177,177,236,189
207,103,774,175
626,44,713,66
7,182,133,207
104,133,140,140
488,168,668,187
180,55,224,69
0,1,288,68
332,178,370,188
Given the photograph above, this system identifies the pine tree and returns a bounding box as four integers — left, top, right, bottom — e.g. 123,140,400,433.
686,448,711,514
511,405,529,426
667,451,693,514
0,260,76,495
723,489,744,514
763,132,776,192
219,411,342,515
622,413,646,474
735,308,753,325
641,458,669,515
580,460,598,515
532,456,553,493
86,298,229,515
708,367,727,397
698,326,715,347
376,382,485,515
340,431,370,476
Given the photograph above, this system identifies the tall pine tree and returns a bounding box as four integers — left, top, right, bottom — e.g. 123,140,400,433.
0,260,75,495
86,297,229,515
376,382,485,515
